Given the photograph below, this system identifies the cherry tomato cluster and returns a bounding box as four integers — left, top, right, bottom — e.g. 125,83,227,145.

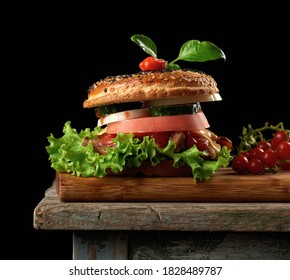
232,130,290,175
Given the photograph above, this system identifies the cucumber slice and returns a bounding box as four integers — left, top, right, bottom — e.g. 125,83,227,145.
95,102,142,117
149,103,201,116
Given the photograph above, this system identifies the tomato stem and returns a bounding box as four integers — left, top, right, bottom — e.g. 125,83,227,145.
236,122,290,154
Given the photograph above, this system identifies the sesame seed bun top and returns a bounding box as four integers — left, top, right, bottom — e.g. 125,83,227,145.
83,69,221,108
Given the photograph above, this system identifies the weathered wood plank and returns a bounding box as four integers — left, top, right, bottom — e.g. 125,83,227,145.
70,231,290,260
73,231,128,260
33,187,290,232
129,232,290,260
56,168,290,202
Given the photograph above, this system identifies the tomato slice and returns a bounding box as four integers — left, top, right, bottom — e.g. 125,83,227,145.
106,112,210,134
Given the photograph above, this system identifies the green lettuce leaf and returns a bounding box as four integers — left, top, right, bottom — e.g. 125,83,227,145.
46,121,233,181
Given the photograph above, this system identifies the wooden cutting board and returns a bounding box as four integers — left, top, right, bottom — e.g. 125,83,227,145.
55,168,290,202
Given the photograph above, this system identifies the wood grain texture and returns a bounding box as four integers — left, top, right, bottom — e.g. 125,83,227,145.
33,187,290,232
56,168,290,202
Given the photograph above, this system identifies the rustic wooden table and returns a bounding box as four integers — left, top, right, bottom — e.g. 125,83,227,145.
33,186,290,260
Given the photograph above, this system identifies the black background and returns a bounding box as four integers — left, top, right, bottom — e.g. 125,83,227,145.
4,4,289,260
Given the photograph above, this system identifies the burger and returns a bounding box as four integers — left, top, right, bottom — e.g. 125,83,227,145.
46,35,233,182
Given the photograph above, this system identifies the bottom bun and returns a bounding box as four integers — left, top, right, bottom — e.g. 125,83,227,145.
107,160,192,177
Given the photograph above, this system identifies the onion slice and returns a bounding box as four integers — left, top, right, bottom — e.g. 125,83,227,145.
143,94,222,107
98,108,150,126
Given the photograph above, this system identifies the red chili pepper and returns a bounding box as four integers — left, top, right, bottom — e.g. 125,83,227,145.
139,56,167,71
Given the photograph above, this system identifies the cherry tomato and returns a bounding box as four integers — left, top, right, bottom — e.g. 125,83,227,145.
139,56,167,71
275,140,290,159
195,137,209,151
186,131,211,151
231,155,248,174
239,151,249,158
257,140,272,150
248,147,264,160
280,161,290,170
260,148,278,168
247,158,264,175
185,131,218,158
271,130,287,149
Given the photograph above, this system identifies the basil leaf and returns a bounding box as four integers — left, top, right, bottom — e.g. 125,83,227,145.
131,34,158,58
171,40,226,63
131,34,226,70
